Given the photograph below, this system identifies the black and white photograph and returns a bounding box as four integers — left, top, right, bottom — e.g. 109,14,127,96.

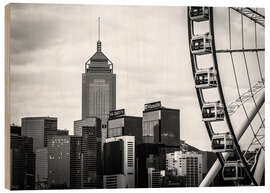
5,2,265,190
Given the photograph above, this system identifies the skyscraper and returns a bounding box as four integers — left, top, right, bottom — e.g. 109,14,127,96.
103,136,135,188
48,135,70,189
81,118,102,188
136,101,180,188
81,18,116,139
74,117,97,137
70,136,83,189
35,148,48,189
21,117,57,151
10,134,35,190
107,109,143,144
142,101,180,146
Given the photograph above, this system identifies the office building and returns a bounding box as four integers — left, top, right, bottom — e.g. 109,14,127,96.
108,109,143,144
103,136,135,188
35,148,48,189
10,134,35,190
48,135,70,189
70,136,83,189
142,101,180,146
74,117,98,137
56,129,69,136
22,117,57,151
81,26,116,142
81,118,102,188
136,143,167,188
166,151,203,187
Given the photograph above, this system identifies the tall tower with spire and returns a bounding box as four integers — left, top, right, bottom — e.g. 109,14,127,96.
82,17,116,138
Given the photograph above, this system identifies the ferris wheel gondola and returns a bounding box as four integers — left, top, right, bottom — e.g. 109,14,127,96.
187,6,265,186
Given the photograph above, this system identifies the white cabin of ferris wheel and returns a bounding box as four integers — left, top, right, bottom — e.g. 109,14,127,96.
195,67,217,89
211,133,234,153
202,101,224,122
190,33,212,55
222,161,245,181
189,7,209,22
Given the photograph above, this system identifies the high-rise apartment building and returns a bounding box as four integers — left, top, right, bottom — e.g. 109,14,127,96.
147,168,165,188
103,136,135,188
81,119,102,188
21,117,57,151
81,24,116,140
107,109,142,144
166,151,203,187
48,135,70,189
142,101,180,146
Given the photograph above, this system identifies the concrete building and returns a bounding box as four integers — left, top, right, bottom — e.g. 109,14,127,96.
108,109,143,144
70,136,83,189
10,134,35,190
48,135,70,189
81,32,116,142
142,101,180,147
81,119,102,188
147,168,165,188
21,117,57,151
103,136,135,188
35,148,48,189
166,151,203,187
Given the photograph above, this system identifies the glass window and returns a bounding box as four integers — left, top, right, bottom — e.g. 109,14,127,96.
108,127,122,137
143,120,159,137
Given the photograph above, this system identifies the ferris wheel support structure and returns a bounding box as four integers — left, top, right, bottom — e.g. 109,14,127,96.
199,92,264,187
188,6,265,187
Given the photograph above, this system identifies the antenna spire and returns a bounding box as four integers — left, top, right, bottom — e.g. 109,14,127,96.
98,17,100,41
97,17,102,52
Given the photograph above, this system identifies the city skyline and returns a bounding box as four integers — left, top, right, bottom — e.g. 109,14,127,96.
9,4,264,151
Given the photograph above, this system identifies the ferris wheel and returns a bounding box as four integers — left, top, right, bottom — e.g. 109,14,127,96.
187,7,265,186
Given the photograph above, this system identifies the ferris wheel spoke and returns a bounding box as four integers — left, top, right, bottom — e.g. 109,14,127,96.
215,48,264,53
230,7,265,27
188,6,264,186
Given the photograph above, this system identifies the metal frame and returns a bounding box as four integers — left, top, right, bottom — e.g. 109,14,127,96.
188,6,259,186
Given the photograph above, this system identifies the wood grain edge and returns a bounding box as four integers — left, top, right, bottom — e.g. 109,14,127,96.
5,3,11,190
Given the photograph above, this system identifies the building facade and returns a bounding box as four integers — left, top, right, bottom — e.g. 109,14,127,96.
70,136,83,189
107,109,143,144
81,119,102,188
48,135,70,189
82,38,116,140
21,117,57,151
35,148,48,189
74,117,98,137
142,101,180,146
10,134,35,190
103,136,135,188
166,151,203,187
147,168,165,188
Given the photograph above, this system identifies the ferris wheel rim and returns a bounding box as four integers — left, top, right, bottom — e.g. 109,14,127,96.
187,6,262,186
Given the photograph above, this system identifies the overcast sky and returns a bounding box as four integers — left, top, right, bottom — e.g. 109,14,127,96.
9,3,265,150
